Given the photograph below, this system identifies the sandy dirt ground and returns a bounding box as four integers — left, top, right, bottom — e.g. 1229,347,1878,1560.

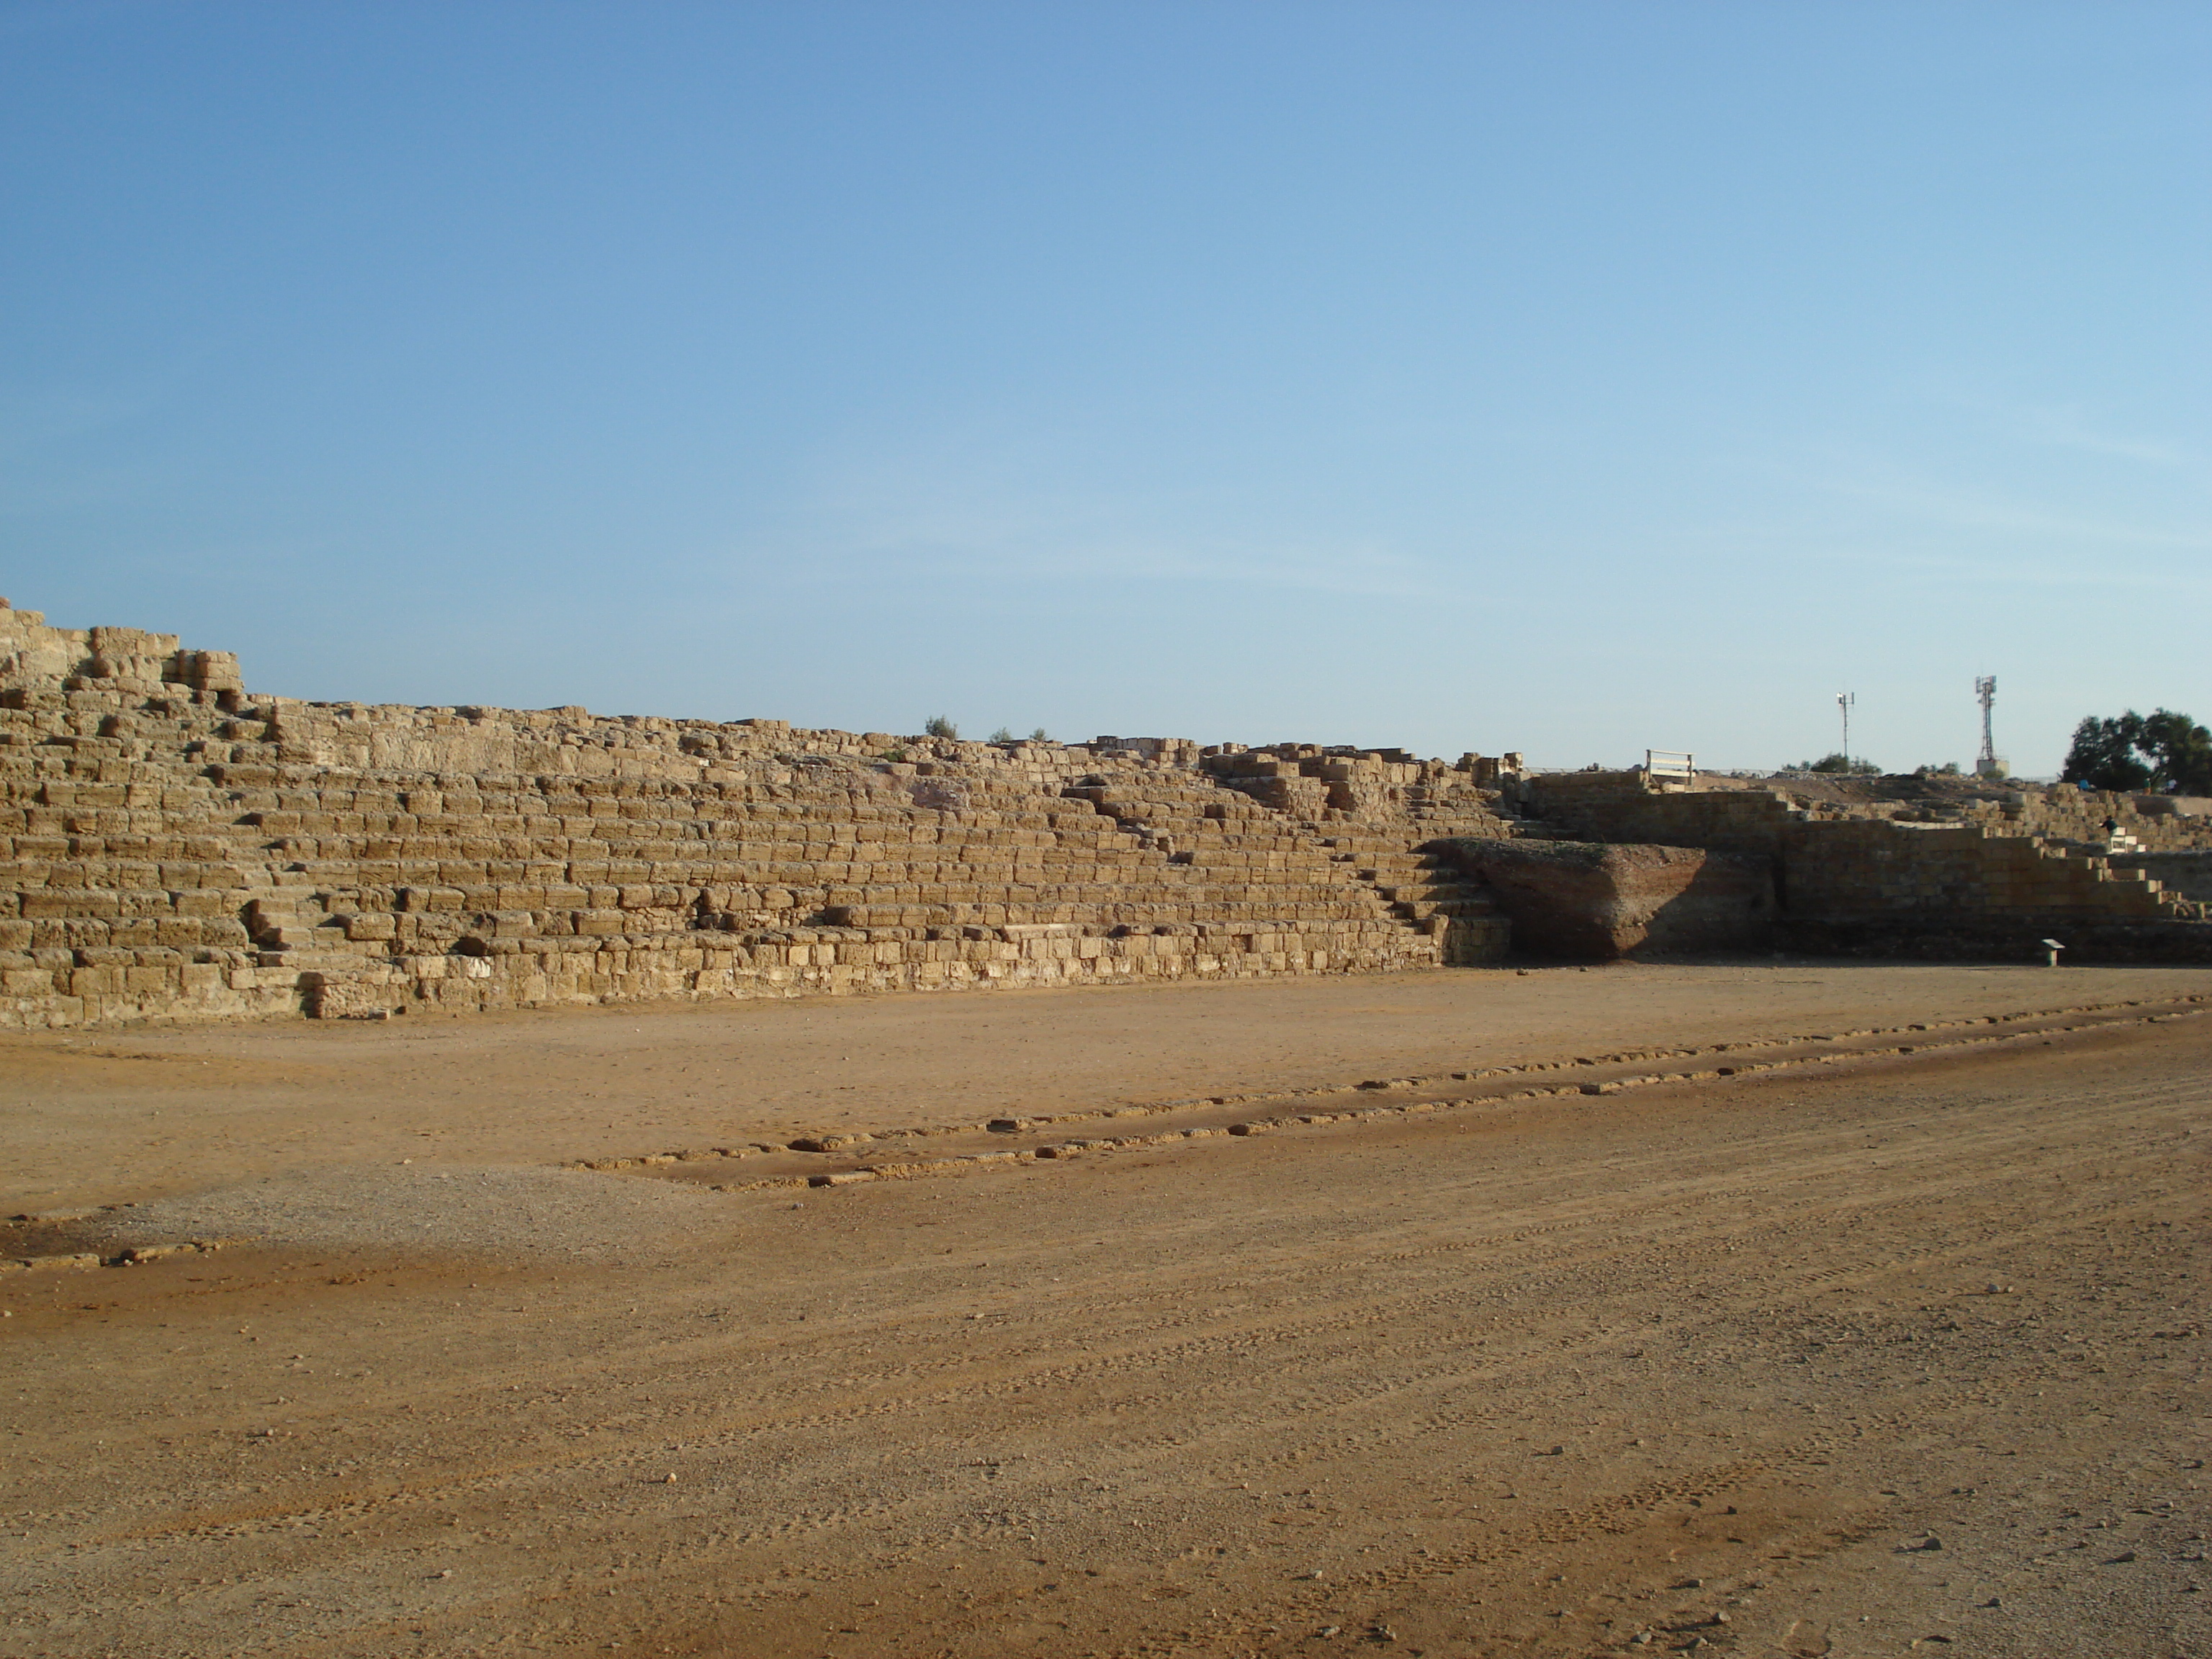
2,963,2208,1658
6,962,2212,1211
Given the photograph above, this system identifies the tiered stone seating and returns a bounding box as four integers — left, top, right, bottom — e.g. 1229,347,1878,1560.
1310,834,1511,966
1174,742,1522,964
1056,770,1446,962
1,600,1508,1027
17,594,2201,1017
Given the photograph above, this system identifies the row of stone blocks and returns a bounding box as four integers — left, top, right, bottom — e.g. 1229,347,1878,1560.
0,762,1421,919
1,897,1486,1030
1,855,1362,894
1529,781,2201,930
0,838,1416,917
1,923,1448,1028
1781,826,2180,922
0,598,1523,1025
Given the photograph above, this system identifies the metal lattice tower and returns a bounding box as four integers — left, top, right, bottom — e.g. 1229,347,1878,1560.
1975,675,1997,770
1837,692,1855,765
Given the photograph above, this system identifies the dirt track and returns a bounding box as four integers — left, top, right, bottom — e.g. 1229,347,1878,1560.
6,962,2211,1210
3,966,2208,1658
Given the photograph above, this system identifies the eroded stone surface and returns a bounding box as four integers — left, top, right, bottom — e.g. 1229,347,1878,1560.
0,600,1521,1028
8,595,2210,1030
1439,837,1774,961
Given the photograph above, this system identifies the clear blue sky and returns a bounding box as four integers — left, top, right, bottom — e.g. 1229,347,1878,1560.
4,1,2206,775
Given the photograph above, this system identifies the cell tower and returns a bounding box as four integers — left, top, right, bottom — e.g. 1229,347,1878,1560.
1837,691,1854,766
1973,675,2008,778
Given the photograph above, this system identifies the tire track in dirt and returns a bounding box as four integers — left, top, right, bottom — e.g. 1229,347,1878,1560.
11,1018,2206,1658
89,1050,2196,1563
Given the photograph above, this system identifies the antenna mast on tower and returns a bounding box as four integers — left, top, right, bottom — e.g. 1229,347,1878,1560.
1974,675,2007,778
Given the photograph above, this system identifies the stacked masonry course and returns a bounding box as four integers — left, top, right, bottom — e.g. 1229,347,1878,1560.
0,602,1519,1028
13,595,2208,1029
1521,770,2212,962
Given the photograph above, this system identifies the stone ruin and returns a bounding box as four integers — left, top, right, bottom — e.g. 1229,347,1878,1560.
4,597,2208,1030
0,601,1526,1028
1488,766,2212,963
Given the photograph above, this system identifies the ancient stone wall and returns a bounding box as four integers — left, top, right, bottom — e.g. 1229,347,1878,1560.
1522,775,1802,859
1521,770,2212,962
0,601,1514,1028
15,595,2203,1025
2110,852,2212,904
2012,788,2212,850
1436,838,1776,961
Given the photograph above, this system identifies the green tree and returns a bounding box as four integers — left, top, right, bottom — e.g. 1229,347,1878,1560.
2062,714,2151,790
922,715,958,739
1796,752,1879,775
2062,709,2211,793
2139,709,2212,793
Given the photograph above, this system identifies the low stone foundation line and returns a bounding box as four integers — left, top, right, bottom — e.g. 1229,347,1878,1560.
559,993,2210,1194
